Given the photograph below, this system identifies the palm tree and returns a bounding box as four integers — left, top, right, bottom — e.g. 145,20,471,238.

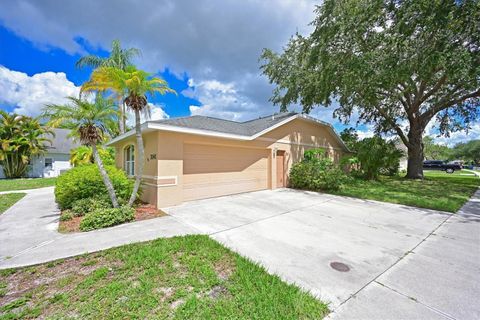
76,39,141,134
0,111,53,178
42,96,121,207
82,66,176,206
70,145,115,167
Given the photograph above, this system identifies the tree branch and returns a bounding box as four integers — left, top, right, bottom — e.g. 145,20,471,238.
373,105,411,148
418,74,448,106
420,88,480,124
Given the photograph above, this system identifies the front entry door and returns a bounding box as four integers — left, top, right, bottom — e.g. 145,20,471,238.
276,150,285,188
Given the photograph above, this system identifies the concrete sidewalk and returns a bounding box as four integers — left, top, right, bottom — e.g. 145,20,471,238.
0,187,196,268
328,188,480,320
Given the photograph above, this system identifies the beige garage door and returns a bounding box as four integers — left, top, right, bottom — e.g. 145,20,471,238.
183,143,269,202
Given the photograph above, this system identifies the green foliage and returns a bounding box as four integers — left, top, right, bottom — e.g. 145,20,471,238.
70,146,115,167
452,140,480,164
55,165,134,209
261,0,480,177
290,151,349,191
43,96,118,145
60,211,74,221
79,206,135,231
423,136,452,160
0,111,53,178
356,136,404,180
71,196,112,217
76,39,141,71
303,148,326,162
340,128,359,151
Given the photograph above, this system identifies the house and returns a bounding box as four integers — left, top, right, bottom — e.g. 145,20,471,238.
0,128,80,179
107,112,350,208
395,141,408,171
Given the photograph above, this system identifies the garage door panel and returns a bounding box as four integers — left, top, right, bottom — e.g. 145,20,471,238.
183,144,269,202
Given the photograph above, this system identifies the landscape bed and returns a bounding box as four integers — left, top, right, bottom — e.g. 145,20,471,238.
0,235,328,319
328,171,479,212
58,204,167,233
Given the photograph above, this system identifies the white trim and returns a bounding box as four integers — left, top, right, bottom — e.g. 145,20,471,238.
105,114,350,152
105,123,149,146
250,115,299,139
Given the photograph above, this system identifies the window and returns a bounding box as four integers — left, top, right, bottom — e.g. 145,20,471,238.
44,158,53,169
124,145,135,176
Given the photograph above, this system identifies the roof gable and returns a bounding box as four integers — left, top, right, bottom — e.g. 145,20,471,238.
107,112,350,152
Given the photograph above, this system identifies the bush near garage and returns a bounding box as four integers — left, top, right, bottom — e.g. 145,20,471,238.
55,164,134,209
289,148,349,191
79,206,135,231
355,137,404,180
70,196,112,217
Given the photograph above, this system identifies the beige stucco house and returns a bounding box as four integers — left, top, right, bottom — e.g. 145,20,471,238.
107,112,350,208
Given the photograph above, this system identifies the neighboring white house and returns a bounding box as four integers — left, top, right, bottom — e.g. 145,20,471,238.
395,141,408,171
0,128,80,179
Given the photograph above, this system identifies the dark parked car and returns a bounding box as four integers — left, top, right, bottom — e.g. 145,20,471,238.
423,160,462,173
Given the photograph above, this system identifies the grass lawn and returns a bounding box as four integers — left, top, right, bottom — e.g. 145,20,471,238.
0,235,328,319
0,193,26,214
329,170,479,212
0,178,56,192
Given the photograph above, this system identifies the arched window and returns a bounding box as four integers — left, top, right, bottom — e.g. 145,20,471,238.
124,145,135,176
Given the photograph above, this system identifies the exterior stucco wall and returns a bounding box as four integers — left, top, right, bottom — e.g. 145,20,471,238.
110,118,347,208
262,119,346,186
113,131,159,206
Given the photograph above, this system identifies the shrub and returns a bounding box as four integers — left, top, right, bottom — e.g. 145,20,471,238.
71,196,112,216
356,136,404,180
289,158,348,191
60,210,74,221
79,206,135,231
55,164,135,209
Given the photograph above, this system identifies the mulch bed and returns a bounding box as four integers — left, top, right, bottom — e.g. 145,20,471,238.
58,204,167,233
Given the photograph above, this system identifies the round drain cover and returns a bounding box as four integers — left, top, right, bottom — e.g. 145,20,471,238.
330,261,350,272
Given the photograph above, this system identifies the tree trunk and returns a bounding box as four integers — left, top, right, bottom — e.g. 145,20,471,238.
406,125,424,179
92,144,119,208
128,110,144,206
118,97,125,135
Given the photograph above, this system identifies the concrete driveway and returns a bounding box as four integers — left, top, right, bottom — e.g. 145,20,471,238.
1,187,478,319
165,188,480,319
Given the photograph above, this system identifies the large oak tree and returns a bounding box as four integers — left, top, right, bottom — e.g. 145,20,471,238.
261,0,479,178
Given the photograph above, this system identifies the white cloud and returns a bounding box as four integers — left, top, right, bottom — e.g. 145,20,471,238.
186,77,279,121
126,103,169,126
0,65,80,117
428,123,480,147
0,0,316,121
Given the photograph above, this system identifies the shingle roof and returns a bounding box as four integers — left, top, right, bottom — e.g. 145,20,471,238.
150,112,298,136
107,111,350,152
44,128,80,154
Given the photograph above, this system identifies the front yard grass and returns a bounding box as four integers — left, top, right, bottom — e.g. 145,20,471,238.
329,170,479,212
0,178,56,192
0,235,328,319
0,193,26,214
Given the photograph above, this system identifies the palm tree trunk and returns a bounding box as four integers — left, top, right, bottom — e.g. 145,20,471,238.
128,110,144,206
92,144,119,208
118,97,125,134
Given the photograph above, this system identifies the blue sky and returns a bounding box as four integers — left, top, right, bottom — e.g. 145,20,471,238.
0,25,197,118
0,0,478,145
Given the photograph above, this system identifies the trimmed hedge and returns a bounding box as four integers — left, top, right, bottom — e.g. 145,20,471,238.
289,158,349,191
55,165,134,209
71,196,112,217
79,206,135,231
